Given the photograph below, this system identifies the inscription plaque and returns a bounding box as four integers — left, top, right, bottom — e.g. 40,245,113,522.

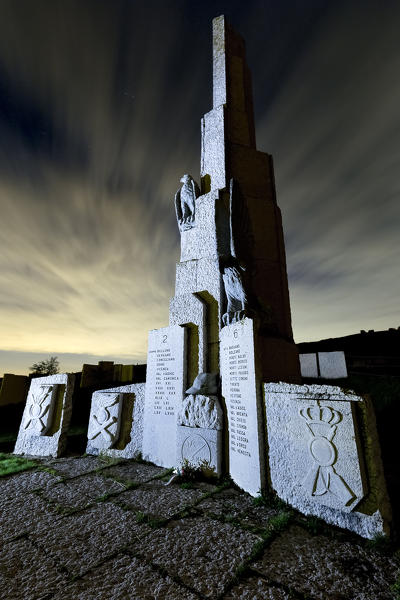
142,325,187,467
220,318,265,495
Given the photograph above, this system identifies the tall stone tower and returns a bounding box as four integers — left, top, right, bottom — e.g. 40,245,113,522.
170,15,300,385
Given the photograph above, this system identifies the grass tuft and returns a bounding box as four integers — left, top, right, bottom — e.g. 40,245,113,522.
0,453,38,477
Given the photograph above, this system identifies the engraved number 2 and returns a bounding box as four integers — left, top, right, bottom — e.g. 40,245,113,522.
162,335,167,343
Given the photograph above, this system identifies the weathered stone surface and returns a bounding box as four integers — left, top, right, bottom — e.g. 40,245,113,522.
177,424,222,475
43,455,101,477
169,293,207,378
86,383,145,459
139,517,261,598
252,525,399,600
201,105,227,192
0,536,69,600
225,579,290,600
264,383,391,538
101,461,163,483
197,487,280,527
0,469,60,494
14,373,74,457
220,318,265,496
51,554,198,600
29,503,150,577
299,353,319,378
39,474,123,509
179,192,223,262
87,391,123,450
143,325,186,468
113,478,208,518
178,394,222,429
319,350,348,379
0,490,61,542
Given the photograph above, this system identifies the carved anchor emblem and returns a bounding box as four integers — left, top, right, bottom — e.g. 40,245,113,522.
300,402,356,506
24,386,55,433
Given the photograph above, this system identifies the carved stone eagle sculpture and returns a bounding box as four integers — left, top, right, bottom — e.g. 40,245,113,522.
175,174,200,232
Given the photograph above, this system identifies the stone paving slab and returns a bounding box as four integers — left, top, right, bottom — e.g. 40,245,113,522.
51,553,198,600
0,492,62,542
39,474,125,510
0,457,398,599
252,525,399,600
197,489,280,527
113,479,211,518
42,455,102,478
223,578,291,600
101,461,165,483
0,469,61,494
0,536,68,600
138,516,261,598
30,503,151,577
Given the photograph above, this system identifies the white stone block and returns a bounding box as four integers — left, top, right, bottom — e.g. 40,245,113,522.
264,383,390,539
201,106,226,192
170,293,207,374
177,425,222,476
299,353,318,378
319,351,348,379
142,325,187,468
180,193,219,263
86,383,145,458
178,394,223,430
14,373,74,458
220,318,265,496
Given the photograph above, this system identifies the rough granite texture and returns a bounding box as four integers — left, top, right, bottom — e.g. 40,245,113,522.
253,525,399,600
169,293,207,375
178,394,223,429
299,352,319,378
14,373,75,457
86,383,145,459
264,382,391,538
177,424,222,476
142,325,186,468
220,318,266,496
0,456,398,599
319,350,348,379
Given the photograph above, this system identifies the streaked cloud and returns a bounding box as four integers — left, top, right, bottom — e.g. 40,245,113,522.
0,1,399,375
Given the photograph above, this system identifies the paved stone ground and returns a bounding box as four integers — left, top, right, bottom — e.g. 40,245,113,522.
0,455,399,600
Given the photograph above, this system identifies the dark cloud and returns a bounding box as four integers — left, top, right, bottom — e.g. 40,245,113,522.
0,0,399,374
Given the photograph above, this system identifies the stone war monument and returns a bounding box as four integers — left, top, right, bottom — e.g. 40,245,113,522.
141,14,301,487
84,15,391,538
14,373,75,457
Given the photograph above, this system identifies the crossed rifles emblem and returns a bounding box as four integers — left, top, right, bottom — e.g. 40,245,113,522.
89,395,121,445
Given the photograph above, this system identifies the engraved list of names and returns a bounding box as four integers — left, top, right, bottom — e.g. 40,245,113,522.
220,318,264,496
143,325,186,468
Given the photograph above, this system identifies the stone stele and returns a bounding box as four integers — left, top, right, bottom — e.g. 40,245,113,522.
299,353,319,378
86,383,145,458
177,425,222,476
142,325,187,468
319,351,348,379
264,382,392,539
14,373,75,458
220,318,265,496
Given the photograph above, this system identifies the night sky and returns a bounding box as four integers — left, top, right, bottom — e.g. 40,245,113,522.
1,0,399,376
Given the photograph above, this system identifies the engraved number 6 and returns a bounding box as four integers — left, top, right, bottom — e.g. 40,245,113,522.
233,330,238,339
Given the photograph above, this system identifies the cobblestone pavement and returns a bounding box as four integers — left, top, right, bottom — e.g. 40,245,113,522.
0,455,399,599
